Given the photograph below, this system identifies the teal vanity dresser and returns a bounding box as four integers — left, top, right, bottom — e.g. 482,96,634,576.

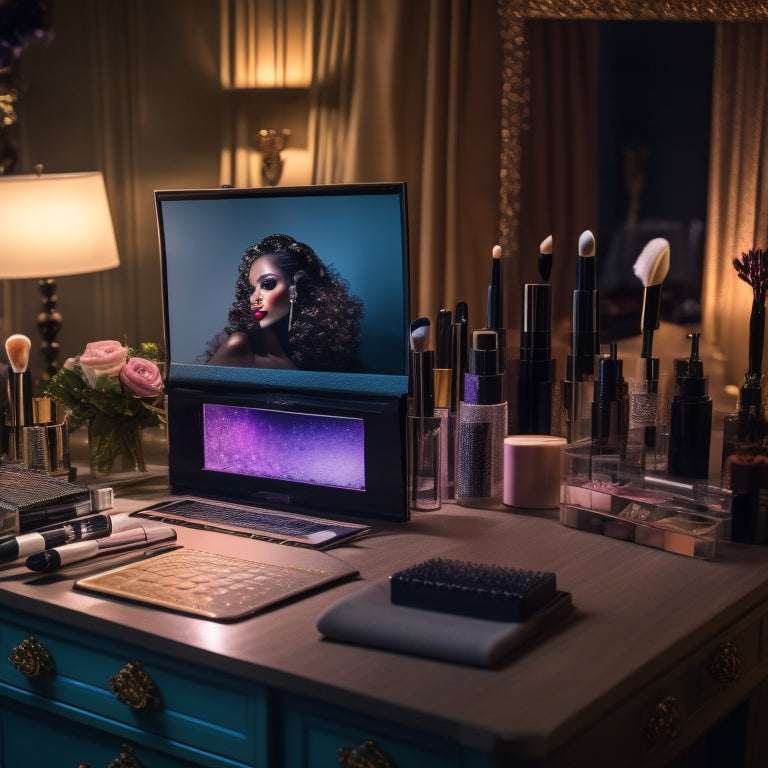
1,496,768,767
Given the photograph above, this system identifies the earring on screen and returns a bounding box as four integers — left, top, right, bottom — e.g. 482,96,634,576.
288,282,298,332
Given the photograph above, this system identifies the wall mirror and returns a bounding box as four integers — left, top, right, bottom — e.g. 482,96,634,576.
498,1,768,347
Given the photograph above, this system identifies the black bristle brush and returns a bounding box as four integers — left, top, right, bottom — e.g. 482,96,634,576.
390,557,557,621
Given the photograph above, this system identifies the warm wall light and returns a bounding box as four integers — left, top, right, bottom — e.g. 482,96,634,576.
0,170,120,377
255,128,291,186
221,0,313,89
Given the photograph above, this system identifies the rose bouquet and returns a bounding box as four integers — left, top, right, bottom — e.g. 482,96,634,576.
44,340,165,474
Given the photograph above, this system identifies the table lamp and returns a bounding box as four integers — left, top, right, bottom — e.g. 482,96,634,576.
0,169,120,378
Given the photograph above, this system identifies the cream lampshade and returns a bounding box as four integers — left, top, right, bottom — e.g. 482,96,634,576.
0,170,120,377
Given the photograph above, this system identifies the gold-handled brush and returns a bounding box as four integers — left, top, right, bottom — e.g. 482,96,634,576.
5,334,32,462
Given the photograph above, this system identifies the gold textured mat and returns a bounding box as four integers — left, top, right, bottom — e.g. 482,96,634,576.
75,547,357,620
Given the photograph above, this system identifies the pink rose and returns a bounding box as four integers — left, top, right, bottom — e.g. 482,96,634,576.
79,340,128,387
119,357,164,398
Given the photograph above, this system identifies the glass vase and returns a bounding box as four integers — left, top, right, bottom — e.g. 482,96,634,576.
87,415,146,475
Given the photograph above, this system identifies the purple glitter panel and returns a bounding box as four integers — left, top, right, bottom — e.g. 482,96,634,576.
203,404,365,490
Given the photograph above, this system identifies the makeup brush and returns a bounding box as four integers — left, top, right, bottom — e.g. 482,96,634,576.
633,238,670,360
538,235,553,283
410,317,433,417
572,229,599,367
410,317,430,354
487,244,503,330
562,230,600,443
5,334,32,462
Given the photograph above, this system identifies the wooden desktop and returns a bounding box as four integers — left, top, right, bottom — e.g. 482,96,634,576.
0,473,767,767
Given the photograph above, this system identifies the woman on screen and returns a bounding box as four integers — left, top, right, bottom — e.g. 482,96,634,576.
206,233,364,371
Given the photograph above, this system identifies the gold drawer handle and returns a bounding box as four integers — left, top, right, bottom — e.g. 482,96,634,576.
708,640,742,686
77,743,142,768
108,743,143,768
339,739,393,767
644,695,680,745
108,661,159,710
8,635,54,678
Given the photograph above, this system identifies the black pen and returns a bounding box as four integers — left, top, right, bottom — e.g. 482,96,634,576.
25,523,177,573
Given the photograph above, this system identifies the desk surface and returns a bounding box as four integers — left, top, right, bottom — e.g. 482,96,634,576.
1,483,768,762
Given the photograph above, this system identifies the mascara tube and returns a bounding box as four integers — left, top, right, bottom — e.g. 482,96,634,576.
457,329,507,507
510,283,555,435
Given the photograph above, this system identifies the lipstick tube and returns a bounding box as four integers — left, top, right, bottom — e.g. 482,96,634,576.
456,329,507,507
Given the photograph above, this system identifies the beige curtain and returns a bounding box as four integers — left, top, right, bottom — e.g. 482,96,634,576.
312,0,502,329
703,23,768,389
522,20,599,349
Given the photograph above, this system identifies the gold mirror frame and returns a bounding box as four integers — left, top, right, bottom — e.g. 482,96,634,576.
498,0,768,257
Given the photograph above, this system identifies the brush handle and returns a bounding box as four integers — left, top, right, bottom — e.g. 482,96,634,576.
8,370,33,427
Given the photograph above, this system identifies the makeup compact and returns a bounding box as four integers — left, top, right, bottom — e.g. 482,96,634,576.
149,184,411,537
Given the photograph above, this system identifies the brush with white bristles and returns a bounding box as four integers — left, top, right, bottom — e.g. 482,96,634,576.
633,238,670,360
409,317,433,417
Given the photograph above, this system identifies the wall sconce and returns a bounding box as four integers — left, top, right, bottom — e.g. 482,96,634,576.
255,128,291,186
0,168,120,378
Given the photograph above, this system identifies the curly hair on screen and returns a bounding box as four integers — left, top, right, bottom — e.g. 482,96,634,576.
212,233,364,371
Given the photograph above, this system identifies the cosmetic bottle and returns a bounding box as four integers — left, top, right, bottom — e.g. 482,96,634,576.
591,344,628,458
509,283,555,435
627,358,671,473
409,346,441,511
456,329,507,507
668,332,712,479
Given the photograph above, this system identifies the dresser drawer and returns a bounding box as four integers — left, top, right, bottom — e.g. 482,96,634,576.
280,694,493,768
551,608,764,767
2,702,202,767
0,610,268,767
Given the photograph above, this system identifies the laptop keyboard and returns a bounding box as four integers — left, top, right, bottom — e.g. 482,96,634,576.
136,499,366,546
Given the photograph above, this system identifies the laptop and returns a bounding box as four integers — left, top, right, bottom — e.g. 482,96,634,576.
134,183,411,548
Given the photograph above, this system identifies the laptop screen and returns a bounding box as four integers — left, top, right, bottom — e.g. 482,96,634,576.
154,183,410,523
156,183,409,396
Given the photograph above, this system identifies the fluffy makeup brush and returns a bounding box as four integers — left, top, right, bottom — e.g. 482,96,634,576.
410,317,431,353
410,317,433,417
633,238,670,359
5,334,32,461
538,235,553,282
5,334,30,376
